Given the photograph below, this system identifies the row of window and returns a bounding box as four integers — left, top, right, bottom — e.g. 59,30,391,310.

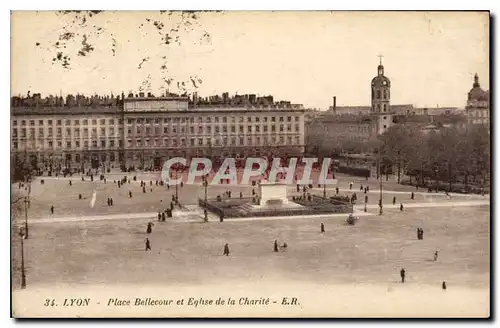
130,124,301,135
127,135,301,147
12,115,302,127
12,127,121,138
126,116,301,124
12,119,118,127
13,139,123,150
372,104,389,112
12,124,302,138
375,89,389,100
13,135,302,150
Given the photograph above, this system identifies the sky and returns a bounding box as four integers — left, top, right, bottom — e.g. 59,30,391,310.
11,11,489,110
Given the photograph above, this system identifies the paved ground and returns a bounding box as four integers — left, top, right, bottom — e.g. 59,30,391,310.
11,174,490,317
12,203,489,288
14,173,487,220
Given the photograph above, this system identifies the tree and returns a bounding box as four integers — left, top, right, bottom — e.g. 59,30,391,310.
31,11,214,94
378,124,422,183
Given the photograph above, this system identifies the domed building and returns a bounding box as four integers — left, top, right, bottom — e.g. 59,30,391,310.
466,73,489,125
370,57,393,135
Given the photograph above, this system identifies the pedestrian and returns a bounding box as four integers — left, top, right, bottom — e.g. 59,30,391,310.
50,205,54,214
393,196,396,205
129,191,132,198
220,213,224,222
417,228,421,240
156,180,158,186
360,185,363,191
146,222,153,234
364,204,367,212
240,192,243,198
145,238,151,251
204,209,208,222
296,184,300,192
110,198,113,206
400,203,404,211
336,187,339,195
143,186,146,193
274,239,279,252
118,181,121,188
82,176,85,181
442,281,447,290
365,195,368,204
420,228,424,240
69,180,72,186
434,250,439,261
79,193,82,200
104,178,106,184
321,223,325,233
411,192,414,200
161,212,166,222
400,268,406,283
107,198,110,206
349,182,353,190
158,212,162,221
223,243,230,256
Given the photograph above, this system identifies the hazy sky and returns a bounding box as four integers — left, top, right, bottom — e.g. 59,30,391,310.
11,11,489,109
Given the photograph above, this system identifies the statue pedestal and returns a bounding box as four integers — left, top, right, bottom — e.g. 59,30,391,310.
259,180,288,206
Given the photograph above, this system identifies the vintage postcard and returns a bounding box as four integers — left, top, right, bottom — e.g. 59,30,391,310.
10,11,490,318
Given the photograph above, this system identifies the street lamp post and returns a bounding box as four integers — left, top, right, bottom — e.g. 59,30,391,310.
175,168,179,205
379,150,383,216
19,229,26,289
23,197,29,239
204,176,208,205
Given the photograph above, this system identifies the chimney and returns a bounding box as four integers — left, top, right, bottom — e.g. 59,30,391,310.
333,96,337,112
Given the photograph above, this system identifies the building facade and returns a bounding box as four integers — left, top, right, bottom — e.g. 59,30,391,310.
11,93,307,172
465,73,489,125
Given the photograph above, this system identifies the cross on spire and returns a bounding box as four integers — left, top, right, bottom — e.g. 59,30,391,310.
378,54,384,65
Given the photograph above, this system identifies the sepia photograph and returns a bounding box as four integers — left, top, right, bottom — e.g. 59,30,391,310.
10,10,490,318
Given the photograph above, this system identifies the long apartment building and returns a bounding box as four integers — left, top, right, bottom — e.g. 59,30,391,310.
11,92,307,171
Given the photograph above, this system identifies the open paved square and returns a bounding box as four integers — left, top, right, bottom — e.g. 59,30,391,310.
11,175,490,317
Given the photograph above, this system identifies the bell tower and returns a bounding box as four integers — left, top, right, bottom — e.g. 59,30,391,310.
371,55,392,135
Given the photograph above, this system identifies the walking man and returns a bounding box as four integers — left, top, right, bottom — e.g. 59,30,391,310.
434,250,439,261
274,239,279,252
442,281,447,290
400,268,406,283
400,203,404,211
50,205,54,214
321,223,325,233
145,238,151,251
223,243,230,256
393,196,396,205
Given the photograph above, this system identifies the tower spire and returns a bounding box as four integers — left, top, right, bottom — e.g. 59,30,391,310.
473,73,480,88
378,54,384,66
